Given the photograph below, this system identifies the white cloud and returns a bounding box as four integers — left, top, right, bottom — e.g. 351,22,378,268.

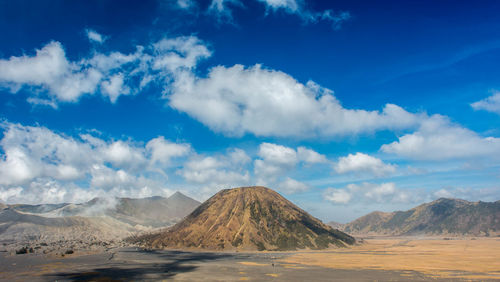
431,186,500,202
1,35,424,141
253,142,327,186
254,142,328,185
0,178,172,205
323,188,351,204
229,148,251,165
205,0,350,29
177,0,195,9
101,141,147,169
254,143,298,182
0,41,102,103
207,0,243,23
277,177,309,194
258,0,300,12
168,64,422,138
178,149,250,185
471,91,500,115
0,122,96,185
334,152,396,176
381,115,500,161
323,182,413,205
152,36,211,73
86,29,105,43
433,189,454,198
100,73,130,103
180,156,250,185
297,146,328,164
0,187,23,203
257,0,351,29
146,136,191,166
0,122,188,204
0,35,211,106
364,182,399,202
177,149,251,196
320,10,351,30
258,142,298,165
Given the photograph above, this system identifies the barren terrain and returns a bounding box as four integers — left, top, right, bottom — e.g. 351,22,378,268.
283,236,500,280
1,237,499,281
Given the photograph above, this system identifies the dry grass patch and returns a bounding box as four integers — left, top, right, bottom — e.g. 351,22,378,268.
281,237,500,279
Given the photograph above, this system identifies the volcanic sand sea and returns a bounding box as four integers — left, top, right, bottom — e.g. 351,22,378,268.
282,236,500,280
0,237,499,281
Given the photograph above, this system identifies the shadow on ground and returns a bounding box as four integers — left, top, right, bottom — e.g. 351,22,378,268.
45,248,236,281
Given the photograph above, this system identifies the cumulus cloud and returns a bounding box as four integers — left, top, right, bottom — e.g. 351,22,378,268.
168,64,422,138
152,36,211,73
0,178,171,205
253,142,326,185
297,146,328,164
177,148,251,196
178,143,316,196
0,35,210,106
277,177,309,194
0,122,190,204
254,143,298,182
323,188,351,204
0,122,334,203
0,41,102,103
1,34,425,140
471,91,500,115
334,152,396,176
146,136,191,166
381,115,500,161
100,73,130,102
101,141,147,170
323,182,413,205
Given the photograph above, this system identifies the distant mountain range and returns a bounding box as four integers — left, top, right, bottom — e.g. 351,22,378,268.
7,191,200,228
330,198,500,236
134,186,355,251
0,192,200,253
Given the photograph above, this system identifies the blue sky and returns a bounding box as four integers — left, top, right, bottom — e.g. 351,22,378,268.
1,0,500,222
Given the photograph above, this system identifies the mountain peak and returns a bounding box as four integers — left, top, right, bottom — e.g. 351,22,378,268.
343,198,500,236
168,191,187,199
135,186,355,251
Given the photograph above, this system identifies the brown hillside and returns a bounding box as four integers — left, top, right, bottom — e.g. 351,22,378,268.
343,198,500,236
134,186,354,251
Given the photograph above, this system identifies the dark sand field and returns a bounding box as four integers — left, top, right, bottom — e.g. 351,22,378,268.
1,237,499,281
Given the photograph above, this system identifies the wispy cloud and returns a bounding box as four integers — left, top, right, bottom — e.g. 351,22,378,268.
257,0,351,29
205,0,350,29
85,29,106,44
471,90,500,115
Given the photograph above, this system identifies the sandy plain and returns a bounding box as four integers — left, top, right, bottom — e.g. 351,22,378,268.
0,237,499,281
283,236,500,280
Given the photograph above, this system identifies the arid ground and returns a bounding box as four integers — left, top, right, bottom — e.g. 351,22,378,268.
1,237,499,281
283,237,500,280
